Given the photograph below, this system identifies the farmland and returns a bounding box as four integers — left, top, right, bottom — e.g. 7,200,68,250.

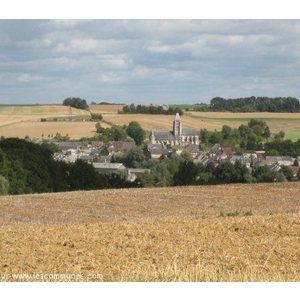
89,104,124,115
0,105,98,139
1,182,300,282
101,110,300,140
0,121,109,139
0,104,300,140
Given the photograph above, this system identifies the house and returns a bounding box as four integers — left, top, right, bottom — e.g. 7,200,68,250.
99,155,112,163
56,141,83,152
288,166,300,180
221,147,233,159
264,156,295,166
150,113,199,146
184,143,200,159
209,144,223,159
229,155,251,169
127,168,151,182
93,163,126,175
193,153,211,166
109,141,134,153
147,144,171,159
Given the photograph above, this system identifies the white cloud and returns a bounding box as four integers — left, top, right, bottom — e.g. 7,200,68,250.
1,20,300,104
16,74,43,83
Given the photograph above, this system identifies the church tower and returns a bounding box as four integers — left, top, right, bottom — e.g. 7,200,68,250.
173,113,182,137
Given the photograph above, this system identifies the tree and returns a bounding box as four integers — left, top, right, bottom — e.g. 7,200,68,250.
254,166,276,183
263,126,271,138
221,125,232,139
0,175,9,195
174,161,199,186
215,162,236,183
117,148,146,168
279,166,294,181
126,121,146,145
68,160,108,190
63,97,89,110
91,113,103,121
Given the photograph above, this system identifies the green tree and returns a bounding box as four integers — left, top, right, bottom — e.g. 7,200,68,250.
279,166,294,181
0,175,9,195
63,97,89,110
221,125,232,139
68,160,108,190
215,162,236,183
126,121,146,145
174,161,199,186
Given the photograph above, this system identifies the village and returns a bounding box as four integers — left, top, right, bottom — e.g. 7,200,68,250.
23,113,300,183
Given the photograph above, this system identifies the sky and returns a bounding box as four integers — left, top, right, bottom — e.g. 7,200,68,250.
1,19,300,105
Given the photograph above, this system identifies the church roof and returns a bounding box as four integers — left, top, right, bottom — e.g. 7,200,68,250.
182,128,197,136
152,131,175,140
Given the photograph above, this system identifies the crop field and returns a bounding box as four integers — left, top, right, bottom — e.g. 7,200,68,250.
1,105,300,140
0,121,110,139
101,110,300,140
0,105,96,139
0,182,300,282
89,104,124,115
0,105,89,116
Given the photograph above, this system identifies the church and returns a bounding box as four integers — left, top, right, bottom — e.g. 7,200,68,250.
150,113,199,146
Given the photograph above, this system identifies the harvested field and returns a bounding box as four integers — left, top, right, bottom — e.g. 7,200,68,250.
102,111,300,140
1,182,300,282
0,105,88,116
103,113,222,131
0,121,109,139
189,111,300,119
89,104,124,114
0,105,92,139
1,183,300,226
1,213,300,282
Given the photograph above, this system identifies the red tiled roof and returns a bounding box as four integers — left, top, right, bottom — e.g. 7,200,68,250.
222,147,233,156
289,166,300,175
112,141,134,150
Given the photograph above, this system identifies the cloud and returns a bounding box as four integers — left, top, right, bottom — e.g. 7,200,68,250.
1,20,300,104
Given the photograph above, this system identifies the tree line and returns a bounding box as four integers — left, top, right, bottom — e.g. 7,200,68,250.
210,97,300,112
121,104,184,115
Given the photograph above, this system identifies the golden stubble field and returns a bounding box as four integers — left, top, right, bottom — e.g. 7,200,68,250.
102,110,300,140
0,182,300,282
1,105,300,139
0,105,110,139
89,104,124,115
0,121,110,139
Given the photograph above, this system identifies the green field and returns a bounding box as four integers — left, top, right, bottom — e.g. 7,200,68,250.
0,106,45,114
168,104,209,110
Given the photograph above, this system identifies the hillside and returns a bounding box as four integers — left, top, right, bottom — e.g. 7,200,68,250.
0,105,98,139
101,110,300,141
0,183,300,226
1,183,300,282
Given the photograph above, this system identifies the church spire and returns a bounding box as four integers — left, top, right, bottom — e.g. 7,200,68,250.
173,113,182,137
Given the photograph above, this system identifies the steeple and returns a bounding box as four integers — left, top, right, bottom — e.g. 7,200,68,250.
150,130,155,143
173,113,182,137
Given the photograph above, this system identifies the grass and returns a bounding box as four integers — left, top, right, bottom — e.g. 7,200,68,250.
0,182,300,281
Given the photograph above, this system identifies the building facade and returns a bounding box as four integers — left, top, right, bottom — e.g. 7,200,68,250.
150,113,199,146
